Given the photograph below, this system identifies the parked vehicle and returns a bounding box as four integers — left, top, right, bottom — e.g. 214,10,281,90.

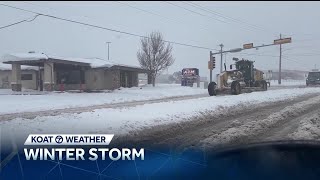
306,71,320,86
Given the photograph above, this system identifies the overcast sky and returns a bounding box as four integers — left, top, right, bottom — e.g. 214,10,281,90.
1,1,319,77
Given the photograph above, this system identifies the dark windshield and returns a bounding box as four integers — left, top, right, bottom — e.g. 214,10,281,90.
308,72,320,78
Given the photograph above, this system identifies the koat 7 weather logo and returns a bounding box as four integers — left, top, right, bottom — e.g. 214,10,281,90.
23,134,145,161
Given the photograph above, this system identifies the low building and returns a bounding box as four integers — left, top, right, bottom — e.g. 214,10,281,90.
0,68,38,90
0,52,150,91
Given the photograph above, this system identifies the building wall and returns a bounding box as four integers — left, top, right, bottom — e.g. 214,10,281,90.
129,71,138,87
119,71,139,88
0,70,38,90
85,69,106,90
85,69,120,90
106,69,120,89
85,69,122,91
0,68,141,91
21,71,38,90
0,71,11,89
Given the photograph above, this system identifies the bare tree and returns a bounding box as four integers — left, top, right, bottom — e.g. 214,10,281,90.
168,71,182,84
137,31,174,87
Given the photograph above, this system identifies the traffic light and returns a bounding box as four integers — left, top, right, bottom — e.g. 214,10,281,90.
212,57,216,69
209,51,216,70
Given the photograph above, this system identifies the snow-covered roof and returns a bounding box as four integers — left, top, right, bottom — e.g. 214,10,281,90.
1,52,142,70
3,53,48,61
0,54,39,70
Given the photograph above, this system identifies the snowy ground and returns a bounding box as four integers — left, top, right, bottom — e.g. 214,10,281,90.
2,87,320,147
0,80,306,115
289,112,320,140
0,84,207,114
269,79,306,86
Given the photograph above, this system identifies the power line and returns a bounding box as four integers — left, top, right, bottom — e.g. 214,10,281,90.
282,56,310,67
0,3,220,51
236,50,314,69
164,1,258,33
280,57,311,72
238,52,279,58
116,1,172,21
0,14,39,30
164,1,226,23
187,1,269,31
282,45,314,51
114,1,214,33
284,53,320,57
164,1,276,32
183,1,272,33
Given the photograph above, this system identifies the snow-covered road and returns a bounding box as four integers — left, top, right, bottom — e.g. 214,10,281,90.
1,87,320,149
118,93,320,150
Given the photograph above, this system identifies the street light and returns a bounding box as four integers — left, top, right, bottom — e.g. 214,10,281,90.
106,42,111,60
229,48,242,53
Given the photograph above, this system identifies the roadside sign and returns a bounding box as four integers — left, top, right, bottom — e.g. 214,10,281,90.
182,68,199,76
274,37,292,45
243,43,253,49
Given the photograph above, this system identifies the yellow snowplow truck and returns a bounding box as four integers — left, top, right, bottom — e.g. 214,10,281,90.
208,58,268,96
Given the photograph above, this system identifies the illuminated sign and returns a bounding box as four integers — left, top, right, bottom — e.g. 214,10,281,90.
182,68,199,76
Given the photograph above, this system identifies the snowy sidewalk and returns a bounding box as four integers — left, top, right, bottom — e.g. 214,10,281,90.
0,84,207,114
0,93,207,121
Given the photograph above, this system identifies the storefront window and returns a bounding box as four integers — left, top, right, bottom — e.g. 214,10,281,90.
56,70,85,84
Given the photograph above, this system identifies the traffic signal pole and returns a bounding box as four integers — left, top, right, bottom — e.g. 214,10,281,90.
219,44,224,73
210,66,212,83
209,51,212,82
278,34,282,85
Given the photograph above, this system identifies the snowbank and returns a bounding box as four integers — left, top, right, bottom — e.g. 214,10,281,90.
2,87,320,144
289,113,320,140
0,84,207,114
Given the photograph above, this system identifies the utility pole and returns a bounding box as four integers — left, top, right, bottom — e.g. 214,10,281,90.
278,34,282,85
209,51,213,82
219,44,224,73
106,42,111,60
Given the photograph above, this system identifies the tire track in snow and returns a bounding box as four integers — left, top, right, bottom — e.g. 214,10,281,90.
200,95,320,149
115,93,319,149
